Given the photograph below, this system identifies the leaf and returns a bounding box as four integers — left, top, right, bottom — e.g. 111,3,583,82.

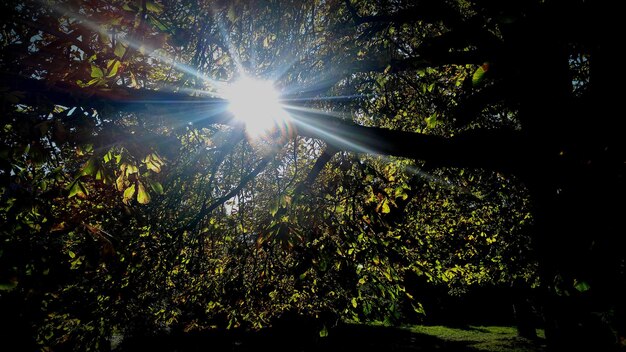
146,0,164,13
68,180,89,198
114,42,127,58
123,184,135,204
107,60,121,78
148,14,169,31
86,78,101,86
0,280,17,291
116,174,125,191
319,325,328,338
377,199,391,214
574,280,590,292
95,168,106,182
79,157,98,177
381,200,391,214
425,113,438,129
129,71,138,88
351,297,358,308
122,163,139,176
136,181,151,204
147,179,164,194
122,3,135,11
472,62,490,86
227,5,237,23
146,160,161,173
90,65,104,78
68,250,76,259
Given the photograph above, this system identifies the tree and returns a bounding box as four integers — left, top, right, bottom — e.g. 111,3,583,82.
1,0,623,350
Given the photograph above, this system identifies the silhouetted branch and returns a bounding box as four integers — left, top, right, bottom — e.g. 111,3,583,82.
2,73,529,175
185,154,275,230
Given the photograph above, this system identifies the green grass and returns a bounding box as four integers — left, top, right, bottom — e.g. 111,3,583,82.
406,325,546,352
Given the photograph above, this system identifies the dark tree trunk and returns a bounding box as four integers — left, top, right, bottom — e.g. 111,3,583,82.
517,2,625,351
512,287,537,340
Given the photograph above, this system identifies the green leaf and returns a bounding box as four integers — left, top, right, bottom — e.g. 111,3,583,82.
79,157,98,177
123,184,135,204
351,297,358,308
146,160,161,173
425,113,438,129
107,60,121,78
68,250,76,259
136,181,151,204
86,78,101,86
319,325,328,338
227,5,237,22
381,200,391,214
574,280,590,292
114,42,127,58
146,1,164,13
68,180,88,198
472,63,490,86
0,280,17,291
91,65,104,78
148,14,169,31
148,179,164,194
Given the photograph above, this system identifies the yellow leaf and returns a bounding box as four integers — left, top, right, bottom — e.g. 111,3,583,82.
123,184,135,204
136,182,151,204
116,174,125,191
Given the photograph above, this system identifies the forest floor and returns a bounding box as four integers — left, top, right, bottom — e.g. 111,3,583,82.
117,323,547,352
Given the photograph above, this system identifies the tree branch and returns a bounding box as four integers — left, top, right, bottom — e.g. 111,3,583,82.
3,74,530,174
286,106,528,173
293,145,339,196
344,0,463,27
184,154,275,230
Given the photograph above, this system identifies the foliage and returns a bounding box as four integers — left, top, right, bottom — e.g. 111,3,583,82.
3,0,621,350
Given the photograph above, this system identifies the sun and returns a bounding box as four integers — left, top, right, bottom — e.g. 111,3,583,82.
223,76,287,138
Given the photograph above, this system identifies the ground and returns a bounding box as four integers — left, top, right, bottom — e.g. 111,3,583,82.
117,324,546,352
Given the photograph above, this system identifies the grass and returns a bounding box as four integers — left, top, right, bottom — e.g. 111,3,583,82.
406,325,546,352
117,323,548,352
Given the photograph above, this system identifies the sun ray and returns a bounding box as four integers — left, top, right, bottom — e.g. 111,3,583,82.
223,76,289,139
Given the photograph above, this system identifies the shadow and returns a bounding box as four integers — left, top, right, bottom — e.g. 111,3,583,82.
117,323,479,352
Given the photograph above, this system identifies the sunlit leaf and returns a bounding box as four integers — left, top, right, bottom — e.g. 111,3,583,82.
79,157,98,177
114,42,127,58
123,184,135,204
319,325,328,338
472,63,490,86
90,65,104,78
107,60,121,78
136,181,151,204
68,180,88,198
146,0,164,13
425,113,438,129
116,174,125,191
574,280,590,292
